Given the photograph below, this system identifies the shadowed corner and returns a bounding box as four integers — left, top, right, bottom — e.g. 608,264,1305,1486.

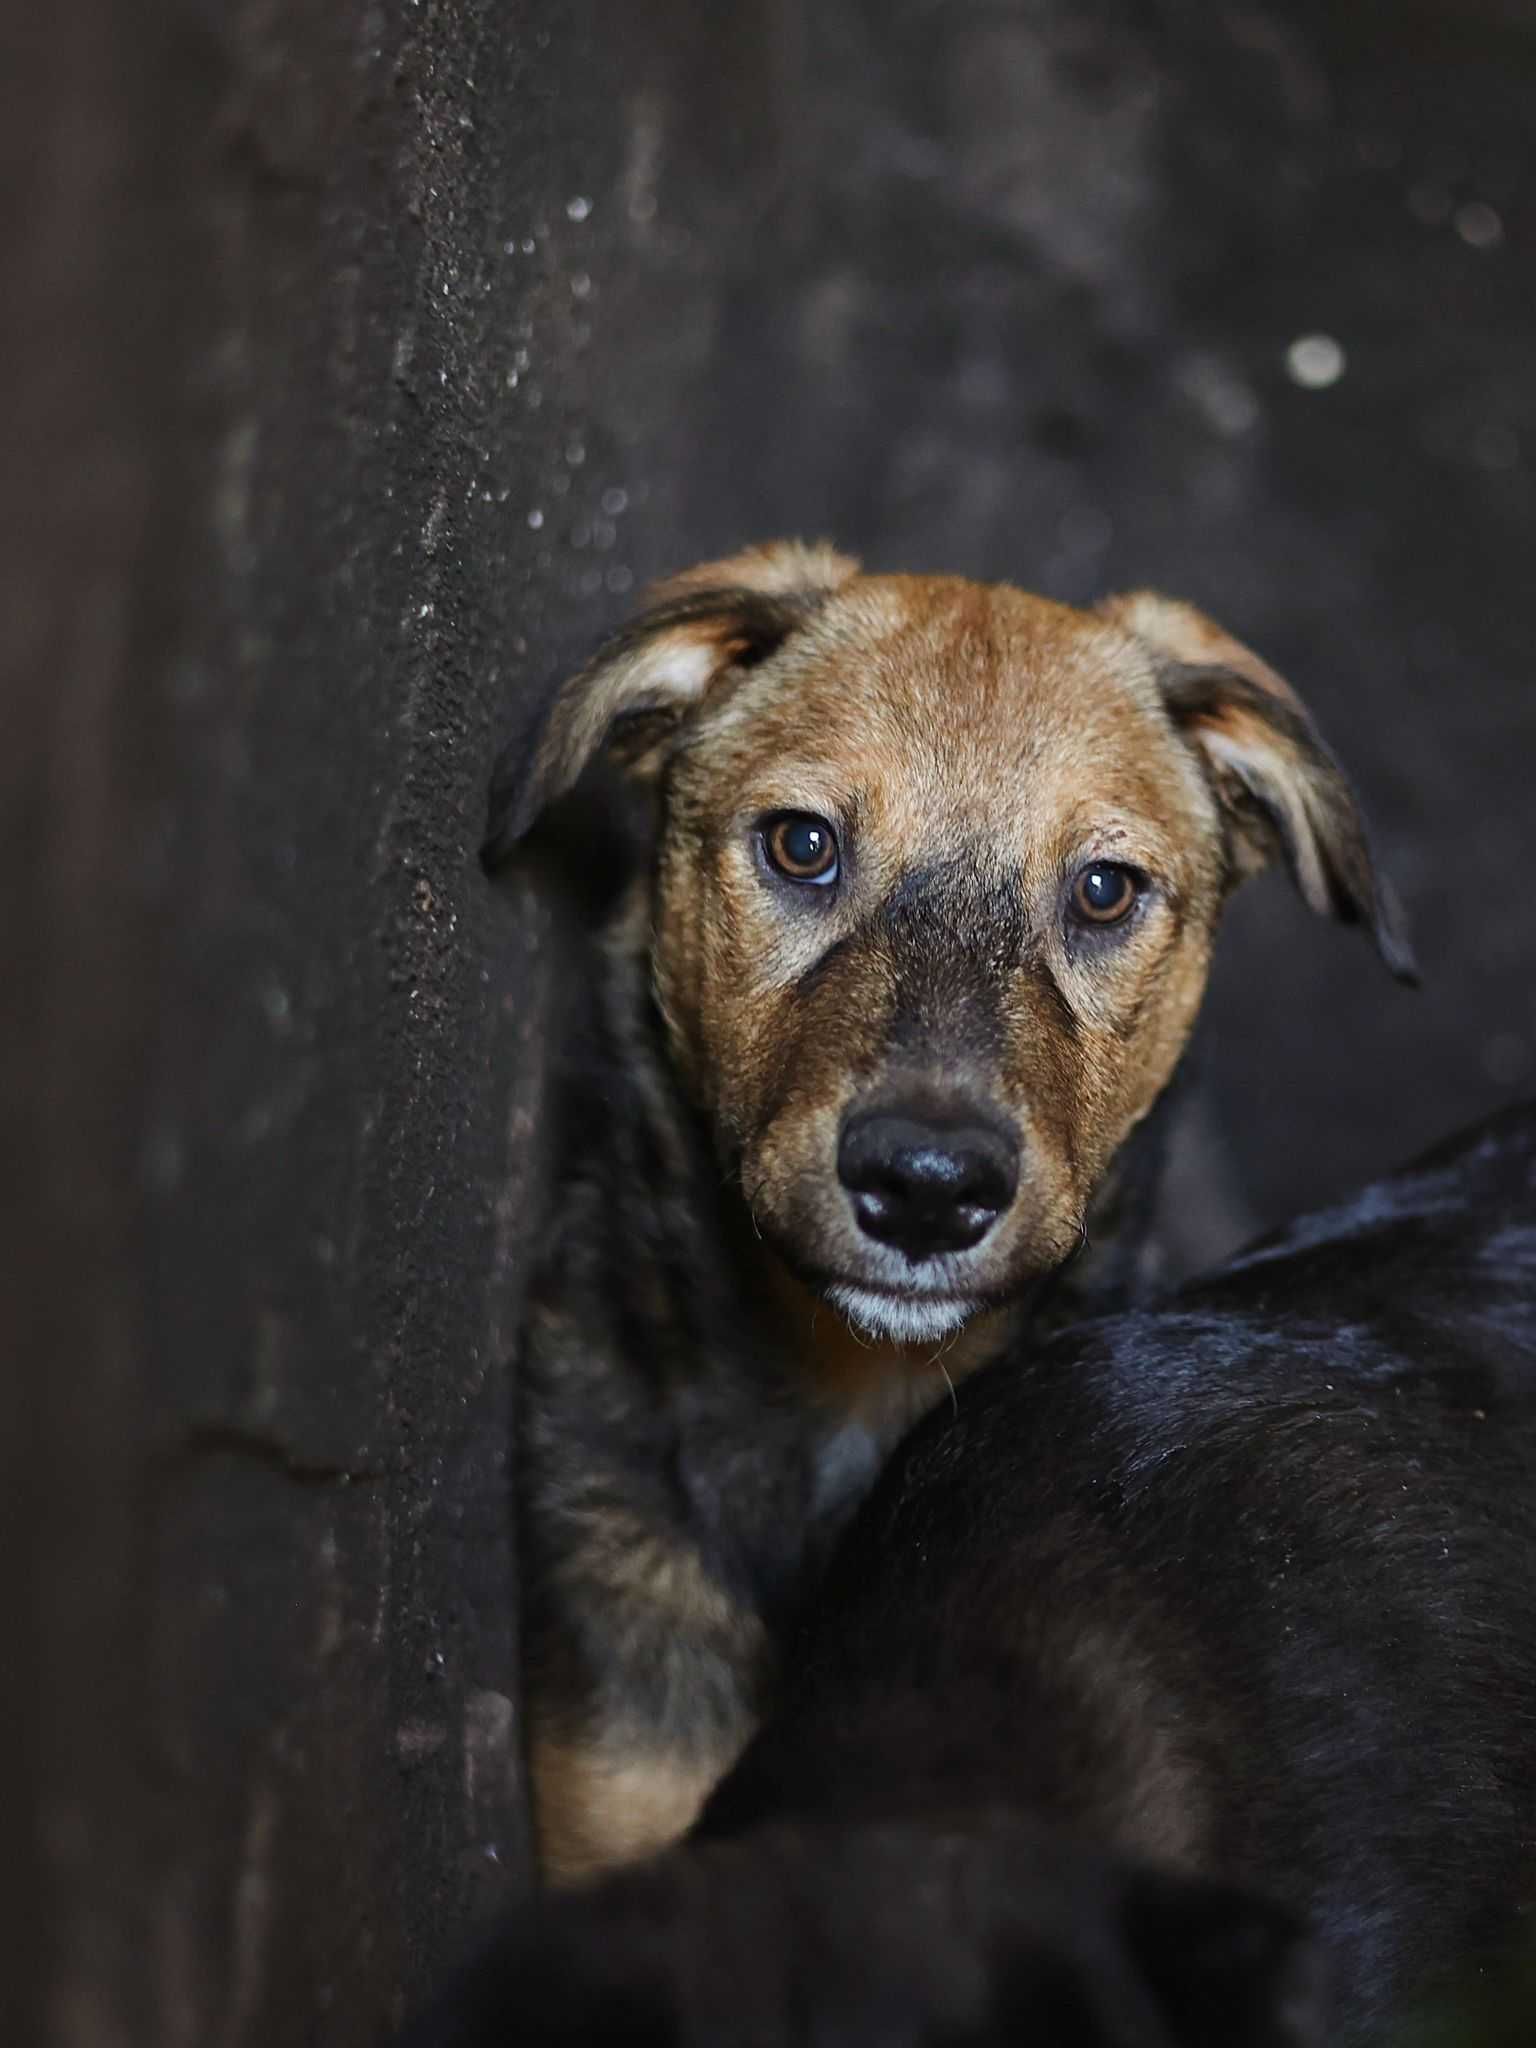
1392,1940,1536,2048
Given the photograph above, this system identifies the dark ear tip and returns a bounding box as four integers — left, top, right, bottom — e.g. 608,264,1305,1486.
480,760,536,873
1373,880,1420,986
480,817,523,874
1379,922,1422,987
1390,949,1423,989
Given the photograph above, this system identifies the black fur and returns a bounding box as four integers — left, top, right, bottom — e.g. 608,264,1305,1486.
408,1105,1536,2045
407,1816,1324,2047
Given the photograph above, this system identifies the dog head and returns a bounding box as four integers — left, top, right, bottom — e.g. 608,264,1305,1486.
490,543,1413,1346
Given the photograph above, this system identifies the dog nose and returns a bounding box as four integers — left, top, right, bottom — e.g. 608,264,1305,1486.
837,1113,1019,1261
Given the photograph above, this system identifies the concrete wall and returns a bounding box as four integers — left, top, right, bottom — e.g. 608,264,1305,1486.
5,4,562,2039
5,1,1533,2041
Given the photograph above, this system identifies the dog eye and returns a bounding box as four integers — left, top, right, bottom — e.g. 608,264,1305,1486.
762,812,839,885
1070,862,1140,926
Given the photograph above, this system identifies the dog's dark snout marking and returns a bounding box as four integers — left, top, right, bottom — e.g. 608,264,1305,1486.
838,1112,1019,1260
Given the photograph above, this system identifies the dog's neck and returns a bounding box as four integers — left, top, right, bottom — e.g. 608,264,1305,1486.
761,1254,1019,1424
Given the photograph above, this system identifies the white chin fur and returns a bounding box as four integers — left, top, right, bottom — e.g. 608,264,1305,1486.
827,1285,978,1345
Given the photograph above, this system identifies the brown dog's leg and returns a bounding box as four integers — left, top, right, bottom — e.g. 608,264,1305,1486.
521,1496,772,1882
531,1728,750,1885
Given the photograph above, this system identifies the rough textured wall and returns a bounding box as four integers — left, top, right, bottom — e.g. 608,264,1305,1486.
4,1,1533,2043
4,2,576,2039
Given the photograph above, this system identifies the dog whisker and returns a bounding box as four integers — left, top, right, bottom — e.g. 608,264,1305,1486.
738,1174,771,1241
934,1355,959,1418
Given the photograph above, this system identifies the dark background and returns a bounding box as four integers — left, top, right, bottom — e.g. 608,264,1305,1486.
5,1,1533,2041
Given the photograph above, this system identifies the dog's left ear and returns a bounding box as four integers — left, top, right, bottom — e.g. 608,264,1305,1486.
483,541,859,865
1099,591,1418,984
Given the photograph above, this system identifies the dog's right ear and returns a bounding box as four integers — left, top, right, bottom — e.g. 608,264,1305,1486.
483,541,859,866
1098,591,1418,984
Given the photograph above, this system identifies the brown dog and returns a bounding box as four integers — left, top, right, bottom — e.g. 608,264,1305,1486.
486,541,1413,1884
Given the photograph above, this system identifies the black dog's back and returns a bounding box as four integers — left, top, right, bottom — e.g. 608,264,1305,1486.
409,1106,1536,2045
704,1104,1536,2033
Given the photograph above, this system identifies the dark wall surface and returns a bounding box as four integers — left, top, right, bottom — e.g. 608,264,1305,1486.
5,3,566,2040
5,1,1533,2042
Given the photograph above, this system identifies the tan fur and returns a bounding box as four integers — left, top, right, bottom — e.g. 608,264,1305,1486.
1095,587,1298,703
531,1501,769,1884
659,538,860,603
548,1503,760,1633
531,1734,742,1886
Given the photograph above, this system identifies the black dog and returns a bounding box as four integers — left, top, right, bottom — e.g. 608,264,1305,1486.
410,1105,1536,2045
